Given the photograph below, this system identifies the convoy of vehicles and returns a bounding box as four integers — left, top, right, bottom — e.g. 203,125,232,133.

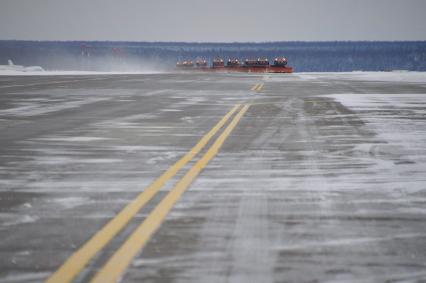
176,57,293,73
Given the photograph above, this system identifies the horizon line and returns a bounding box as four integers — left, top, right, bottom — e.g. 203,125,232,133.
1,39,426,44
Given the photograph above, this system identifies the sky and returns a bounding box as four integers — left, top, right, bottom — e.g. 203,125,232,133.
0,0,425,42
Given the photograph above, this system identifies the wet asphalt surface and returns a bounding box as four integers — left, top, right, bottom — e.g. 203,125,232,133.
0,72,426,283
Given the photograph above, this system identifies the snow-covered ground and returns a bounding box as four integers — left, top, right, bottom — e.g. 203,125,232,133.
1,70,426,82
298,71,426,83
0,70,164,76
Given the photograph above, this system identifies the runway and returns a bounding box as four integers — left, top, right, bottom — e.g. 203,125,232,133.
1,72,426,283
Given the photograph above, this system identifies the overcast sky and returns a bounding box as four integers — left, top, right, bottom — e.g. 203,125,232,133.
0,0,425,42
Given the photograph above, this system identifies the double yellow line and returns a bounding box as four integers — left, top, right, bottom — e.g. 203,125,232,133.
251,83,264,92
46,104,250,283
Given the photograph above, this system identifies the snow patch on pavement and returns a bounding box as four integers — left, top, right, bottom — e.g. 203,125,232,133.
1,272,51,283
0,97,110,117
328,92,426,193
0,70,165,76
34,136,113,142
298,71,426,83
1,214,39,227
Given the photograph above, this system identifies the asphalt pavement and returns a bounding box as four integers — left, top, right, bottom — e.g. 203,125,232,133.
1,72,426,283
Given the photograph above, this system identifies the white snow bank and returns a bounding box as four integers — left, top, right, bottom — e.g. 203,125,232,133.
0,70,165,76
0,60,44,73
298,71,426,83
343,71,426,83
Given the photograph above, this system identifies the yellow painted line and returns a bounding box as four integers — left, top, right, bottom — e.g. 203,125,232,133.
256,83,264,92
251,83,259,91
250,83,264,92
45,104,242,283
90,104,250,283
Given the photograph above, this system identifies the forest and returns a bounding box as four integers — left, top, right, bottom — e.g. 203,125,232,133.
0,41,425,72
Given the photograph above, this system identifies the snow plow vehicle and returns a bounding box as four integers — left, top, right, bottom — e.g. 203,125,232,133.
176,57,293,73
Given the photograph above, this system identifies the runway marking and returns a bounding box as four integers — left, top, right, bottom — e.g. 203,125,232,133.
251,83,264,92
45,104,241,283
251,83,260,91
90,104,250,283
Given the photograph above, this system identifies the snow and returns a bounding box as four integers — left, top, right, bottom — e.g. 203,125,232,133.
342,71,426,83
328,92,426,194
1,70,425,81
1,214,39,227
34,136,113,142
0,61,44,73
1,272,51,283
1,71,425,282
0,70,164,76
298,71,426,83
0,97,110,117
